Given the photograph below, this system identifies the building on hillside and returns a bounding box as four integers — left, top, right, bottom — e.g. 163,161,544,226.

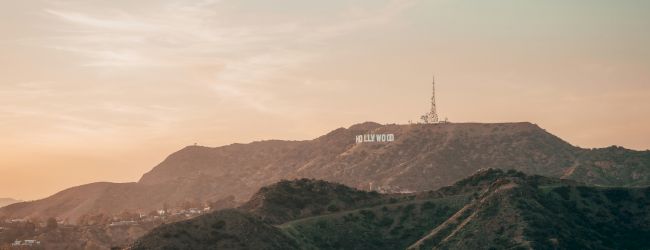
8,218,28,223
12,240,41,247
109,220,137,227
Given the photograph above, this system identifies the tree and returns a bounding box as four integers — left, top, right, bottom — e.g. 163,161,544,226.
118,211,139,221
46,217,58,231
420,114,429,124
79,213,110,225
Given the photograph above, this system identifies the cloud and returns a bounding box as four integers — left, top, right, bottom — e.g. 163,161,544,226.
39,0,416,69
45,9,159,31
4,0,417,138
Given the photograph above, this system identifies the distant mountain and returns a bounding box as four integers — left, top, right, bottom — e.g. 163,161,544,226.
133,169,650,249
2,122,649,222
0,198,21,208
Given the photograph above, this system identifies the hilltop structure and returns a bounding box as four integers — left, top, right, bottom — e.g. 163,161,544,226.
420,76,444,123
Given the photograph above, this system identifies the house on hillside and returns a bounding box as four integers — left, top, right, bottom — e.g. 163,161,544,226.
8,218,27,223
109,220,137,227
12,240,41,247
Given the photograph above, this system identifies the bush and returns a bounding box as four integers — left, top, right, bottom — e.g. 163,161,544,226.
327,204,340,212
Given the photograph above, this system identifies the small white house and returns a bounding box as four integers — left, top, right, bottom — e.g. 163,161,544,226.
12,240,41,246
23,240,40,245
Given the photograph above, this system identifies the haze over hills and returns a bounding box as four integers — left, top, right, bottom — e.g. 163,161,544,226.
0,198,21,208
133,169,650,249
1,122,649,223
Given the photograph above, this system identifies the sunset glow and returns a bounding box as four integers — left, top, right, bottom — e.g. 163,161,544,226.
1,0,649,200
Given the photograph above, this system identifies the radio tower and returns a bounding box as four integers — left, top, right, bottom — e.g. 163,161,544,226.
429,75,439,123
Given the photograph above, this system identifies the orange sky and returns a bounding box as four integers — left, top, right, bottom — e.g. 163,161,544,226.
1,0,649,200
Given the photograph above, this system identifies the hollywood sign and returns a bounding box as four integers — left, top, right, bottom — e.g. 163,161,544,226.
355,133,395,143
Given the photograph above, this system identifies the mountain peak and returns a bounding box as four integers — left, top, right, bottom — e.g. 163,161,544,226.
348,121,382,131
240,178,382,224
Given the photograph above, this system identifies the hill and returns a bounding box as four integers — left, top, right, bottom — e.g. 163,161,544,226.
2,122,649,222
133,170,650,249
0,198,21,208
239,178,385,224
132,209,299,250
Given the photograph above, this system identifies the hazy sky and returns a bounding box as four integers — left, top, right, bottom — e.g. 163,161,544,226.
1,0,649,200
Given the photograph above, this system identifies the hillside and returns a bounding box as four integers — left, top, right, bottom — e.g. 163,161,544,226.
132,209,300,250
2,122,649,223
133,170,650,249
407,173,650,249
0,198,21,208
240,178,385,224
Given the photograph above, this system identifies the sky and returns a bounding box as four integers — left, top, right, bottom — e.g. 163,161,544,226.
1,0,649,200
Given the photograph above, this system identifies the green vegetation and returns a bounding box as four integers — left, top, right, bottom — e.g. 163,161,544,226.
132,210,301,250
280,196,467,250
133,170,650,249
240,178,385,224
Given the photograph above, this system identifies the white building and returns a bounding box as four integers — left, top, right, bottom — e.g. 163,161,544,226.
11,240,41,246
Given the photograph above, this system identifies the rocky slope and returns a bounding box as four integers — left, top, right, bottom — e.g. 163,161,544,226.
133,169,650,249
2,122,649,223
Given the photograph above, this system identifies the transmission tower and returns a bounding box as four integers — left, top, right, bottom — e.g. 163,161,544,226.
429,75,439,123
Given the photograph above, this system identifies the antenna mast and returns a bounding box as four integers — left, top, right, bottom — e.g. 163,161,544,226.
429,75,439,123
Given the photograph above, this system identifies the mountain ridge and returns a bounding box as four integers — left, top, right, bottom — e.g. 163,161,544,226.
2,121,649,223
0,198,21,208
